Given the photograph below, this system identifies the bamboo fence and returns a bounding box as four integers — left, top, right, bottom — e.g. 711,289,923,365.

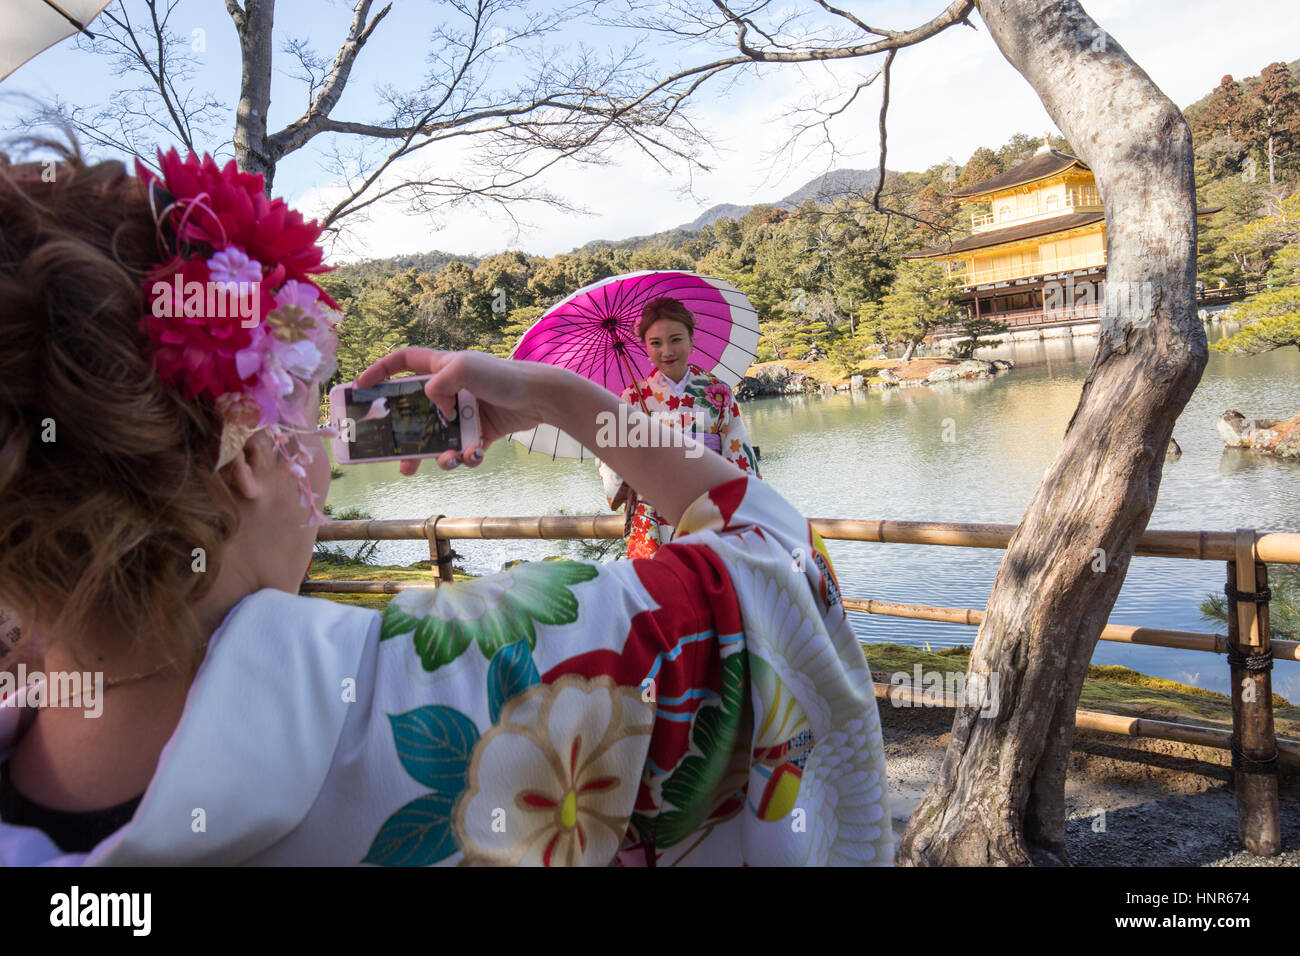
308,514,1300,857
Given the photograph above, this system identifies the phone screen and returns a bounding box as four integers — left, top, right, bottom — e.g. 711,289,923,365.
341,379,461,459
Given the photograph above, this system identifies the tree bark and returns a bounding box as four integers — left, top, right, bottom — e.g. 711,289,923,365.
232,0,276,191
897,0,1206,865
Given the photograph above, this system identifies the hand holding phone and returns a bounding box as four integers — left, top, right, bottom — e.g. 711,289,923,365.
329,376,480,465
350,349,746,528
349,349,550,475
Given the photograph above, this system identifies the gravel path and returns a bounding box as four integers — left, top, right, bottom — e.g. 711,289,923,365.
879,702,1299,865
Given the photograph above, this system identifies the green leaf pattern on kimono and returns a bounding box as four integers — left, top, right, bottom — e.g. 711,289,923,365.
379,560,599,672
363,791,461,867
647,650,749,847
364,705,480,866
366,641,548,866
487,639,542,724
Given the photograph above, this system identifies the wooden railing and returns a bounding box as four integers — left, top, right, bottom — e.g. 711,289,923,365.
307,515,1300,856
1197,281,1266,306
930,302,1103,337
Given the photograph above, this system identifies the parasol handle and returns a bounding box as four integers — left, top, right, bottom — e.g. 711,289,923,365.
613,344,650,530
616,346,652,416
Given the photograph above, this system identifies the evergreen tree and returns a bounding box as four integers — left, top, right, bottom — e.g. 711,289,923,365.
1255,62,1300,186
1213,241,1300,355
488,305,549,358
864,260,964,361
1198,64,1300,187
953,317,1010,359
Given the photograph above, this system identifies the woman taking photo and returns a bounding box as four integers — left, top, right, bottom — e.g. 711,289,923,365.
0,141,888,866
597,296,761,559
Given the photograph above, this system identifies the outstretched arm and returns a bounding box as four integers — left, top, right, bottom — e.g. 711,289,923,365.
355,350,740,528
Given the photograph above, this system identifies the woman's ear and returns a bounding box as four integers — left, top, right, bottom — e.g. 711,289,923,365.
223,431,273,503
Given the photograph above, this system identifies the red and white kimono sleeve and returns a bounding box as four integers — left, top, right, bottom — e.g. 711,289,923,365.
641,474,889,864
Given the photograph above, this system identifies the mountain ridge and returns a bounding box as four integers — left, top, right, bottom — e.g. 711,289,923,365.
574,166,886,253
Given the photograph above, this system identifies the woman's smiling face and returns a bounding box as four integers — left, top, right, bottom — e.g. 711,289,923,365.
643,318,693,381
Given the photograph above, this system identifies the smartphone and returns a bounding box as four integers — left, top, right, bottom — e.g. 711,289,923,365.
328,375,480,465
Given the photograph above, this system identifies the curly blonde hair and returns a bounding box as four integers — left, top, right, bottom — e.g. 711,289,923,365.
0,136,241,675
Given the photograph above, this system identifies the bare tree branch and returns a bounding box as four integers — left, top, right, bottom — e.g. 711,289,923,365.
26,0,225,158
223,0,246,32
810,0,898,39
282,37,332,111
871,47,894,210
598,0,975,238
38,0,976,243
267,1,393,157
106,0,194,150
590,0,976,153
708,0,972,61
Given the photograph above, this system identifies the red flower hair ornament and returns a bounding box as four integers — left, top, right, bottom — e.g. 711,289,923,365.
137,149,342,526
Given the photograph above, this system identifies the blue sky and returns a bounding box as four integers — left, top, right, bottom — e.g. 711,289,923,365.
2,0,1297,261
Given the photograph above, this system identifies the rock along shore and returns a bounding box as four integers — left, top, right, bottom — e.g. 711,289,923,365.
1217,409,1300,460
736,357,1015,400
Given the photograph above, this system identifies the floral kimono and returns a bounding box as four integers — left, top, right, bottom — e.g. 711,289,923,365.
0,475,891,866
597,364,761,559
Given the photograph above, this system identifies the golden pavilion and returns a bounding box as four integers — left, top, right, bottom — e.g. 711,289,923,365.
907,137,1217,330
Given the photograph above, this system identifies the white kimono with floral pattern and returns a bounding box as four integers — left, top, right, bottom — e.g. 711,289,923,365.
0,476,891,866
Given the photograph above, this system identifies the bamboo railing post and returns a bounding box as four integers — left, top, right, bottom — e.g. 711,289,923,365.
1226,530,1280,857
426,515,455,588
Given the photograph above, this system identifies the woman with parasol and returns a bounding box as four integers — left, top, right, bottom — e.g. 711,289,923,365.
597,296,761,559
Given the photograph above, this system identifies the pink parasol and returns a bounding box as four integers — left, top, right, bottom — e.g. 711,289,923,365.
506,271,759,459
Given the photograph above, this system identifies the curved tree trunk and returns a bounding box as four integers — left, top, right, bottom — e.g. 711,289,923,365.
897,0,1207,865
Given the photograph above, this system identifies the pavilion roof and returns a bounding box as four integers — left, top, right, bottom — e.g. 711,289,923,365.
905,211,1105,259
948,149,1089,199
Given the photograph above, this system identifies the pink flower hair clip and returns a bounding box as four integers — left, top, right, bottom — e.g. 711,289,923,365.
136,149,342,527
